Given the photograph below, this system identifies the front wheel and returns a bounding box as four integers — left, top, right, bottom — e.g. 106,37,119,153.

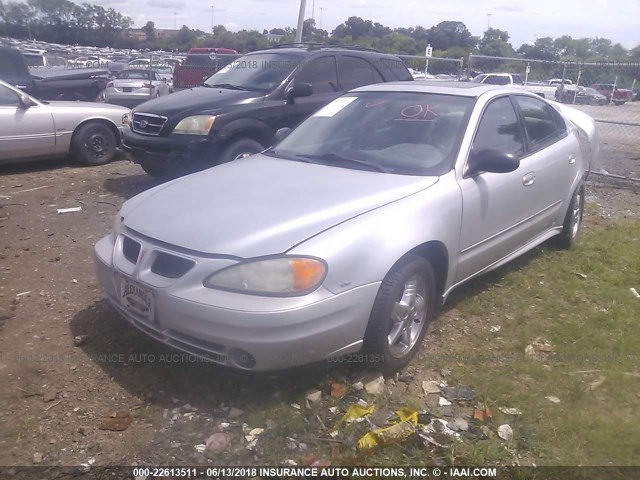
71,122,117,166
556,185,585,249
217,138,265,165
363,256,437,374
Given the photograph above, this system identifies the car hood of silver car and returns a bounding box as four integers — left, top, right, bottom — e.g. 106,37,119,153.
121,155,439,257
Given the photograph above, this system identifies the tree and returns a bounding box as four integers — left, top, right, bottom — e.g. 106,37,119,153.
142,20,155,41
517,37,559,60
478,28,514,57
426,21,475,51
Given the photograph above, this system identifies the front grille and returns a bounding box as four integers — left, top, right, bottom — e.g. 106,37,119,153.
122,236,141,264
131,112,167,136
151,252,195,278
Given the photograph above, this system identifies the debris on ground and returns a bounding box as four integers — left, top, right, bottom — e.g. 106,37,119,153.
422,380,441,395
442,385,476,401
499,407,523,415
497,424,513,442
438,397,452,407
98,411,132,431
545,396,561,404
43,389,57,403
630,287,640,299
363,373,385,395
32,452,43,464
56,206,82,214
330,382,347,399
205,433,231,453
73,335,90,346
574,272,588,279
525,337,556,360
473,406,492,422
227,407,244,418
489,325,502,333
339,404,375,425
306,390,322,405
447,417,469,432
244,427,264,450
588,376,606,391
358,408,419,450
419,418,461,448
352,380,364,391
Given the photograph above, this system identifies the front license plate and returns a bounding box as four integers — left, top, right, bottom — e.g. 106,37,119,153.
120,278,155,323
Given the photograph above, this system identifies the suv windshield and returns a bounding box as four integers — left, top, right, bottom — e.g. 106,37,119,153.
204,53,304,92
267,91,473,176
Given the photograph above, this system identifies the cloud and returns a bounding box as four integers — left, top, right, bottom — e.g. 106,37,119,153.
493,4,524,13
146,0,182,9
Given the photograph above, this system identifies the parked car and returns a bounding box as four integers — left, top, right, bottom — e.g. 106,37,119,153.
151,65,174,92
21,53,68,68
0,79,128,165
590,83,632,105
121,45,414,179
0,47,109,101
172,47,239,90
555,85,608,105
105,69,171,108
94,82,598,372
471,73,558,98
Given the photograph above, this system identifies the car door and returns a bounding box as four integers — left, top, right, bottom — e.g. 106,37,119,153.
511,94,577,233
0,83,55,161
455,95,537,283
283,55,342,128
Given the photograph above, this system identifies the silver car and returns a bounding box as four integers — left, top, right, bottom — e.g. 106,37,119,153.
0,79,128,165
94,82,598,372
105,69,171,108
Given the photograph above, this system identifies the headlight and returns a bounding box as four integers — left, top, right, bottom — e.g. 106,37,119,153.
111,212,123,241
204,256,327,296
122,113,130,127
173,115,216,135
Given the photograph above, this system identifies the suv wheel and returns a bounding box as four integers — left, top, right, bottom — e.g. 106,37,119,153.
218,138,265,164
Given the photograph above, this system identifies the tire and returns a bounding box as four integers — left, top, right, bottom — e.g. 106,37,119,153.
218,138,265,164
71,122,117,166
556,185,585,249
362,256,437,374
613,100,625,106
138,160,183,180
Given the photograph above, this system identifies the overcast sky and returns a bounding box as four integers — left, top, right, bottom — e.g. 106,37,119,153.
91,0,640,49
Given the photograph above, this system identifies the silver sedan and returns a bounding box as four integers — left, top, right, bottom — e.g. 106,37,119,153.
105,69,171,108
0,79,128,165
94,82,598,372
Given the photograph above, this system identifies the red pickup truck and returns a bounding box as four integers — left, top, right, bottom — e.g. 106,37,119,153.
172,47,239,89
590,83,633,105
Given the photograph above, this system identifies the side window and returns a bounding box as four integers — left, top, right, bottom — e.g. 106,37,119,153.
485,75,509,85
0,84,20,106
472,96,524,157
339,56,384,90
296,56,338,94
513,95,560,149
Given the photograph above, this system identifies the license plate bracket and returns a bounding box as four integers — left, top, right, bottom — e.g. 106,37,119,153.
120,278,155,323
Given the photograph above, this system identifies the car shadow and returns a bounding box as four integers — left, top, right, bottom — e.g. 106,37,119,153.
0,152,128,176
102,171,163,200
69,299,340,414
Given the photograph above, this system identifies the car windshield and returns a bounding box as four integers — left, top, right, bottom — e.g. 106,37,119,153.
267,91,474,176
204,53,303,92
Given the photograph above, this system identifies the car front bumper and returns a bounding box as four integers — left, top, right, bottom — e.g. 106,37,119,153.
93,232,379,371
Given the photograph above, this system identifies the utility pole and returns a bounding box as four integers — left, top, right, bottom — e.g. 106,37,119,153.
319,7,323,30
295,0,306,43
312,0,315,21
487,13,492,29
211,5,214,34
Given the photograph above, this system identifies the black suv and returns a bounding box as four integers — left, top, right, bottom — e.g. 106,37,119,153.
121,44,413,178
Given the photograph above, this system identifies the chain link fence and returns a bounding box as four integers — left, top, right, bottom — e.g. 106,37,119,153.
398,55,464,80
467,54,640,181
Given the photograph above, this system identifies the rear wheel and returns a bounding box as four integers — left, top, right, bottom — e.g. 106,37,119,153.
556,185,584,249
362,256,436,373
71,122,117,166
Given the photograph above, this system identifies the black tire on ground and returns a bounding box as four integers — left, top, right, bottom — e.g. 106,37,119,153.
71,122,117,166
362,255,437,374
556,184,585,249
217,138,265,165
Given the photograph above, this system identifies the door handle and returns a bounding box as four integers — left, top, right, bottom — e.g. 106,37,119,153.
569,153,576,164
523,173,536,186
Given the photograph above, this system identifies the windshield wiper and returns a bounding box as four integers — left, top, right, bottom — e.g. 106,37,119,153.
296,153,390,173
206,83,248,90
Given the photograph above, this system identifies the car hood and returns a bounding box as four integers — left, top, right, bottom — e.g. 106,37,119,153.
121,155,439,258
131,86,260,117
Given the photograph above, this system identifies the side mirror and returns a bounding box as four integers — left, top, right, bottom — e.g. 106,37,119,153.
466,148,520,177
274,127,292,143
285,82,313,103
18,93,37,108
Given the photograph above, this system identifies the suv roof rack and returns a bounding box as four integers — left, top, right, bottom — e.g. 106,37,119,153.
272,42,382,53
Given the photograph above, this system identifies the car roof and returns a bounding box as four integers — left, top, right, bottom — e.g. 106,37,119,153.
246,45,400,59
350,81,509,97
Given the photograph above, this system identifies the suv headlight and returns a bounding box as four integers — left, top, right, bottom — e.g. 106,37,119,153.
204,256,327,296
173,115,216,135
